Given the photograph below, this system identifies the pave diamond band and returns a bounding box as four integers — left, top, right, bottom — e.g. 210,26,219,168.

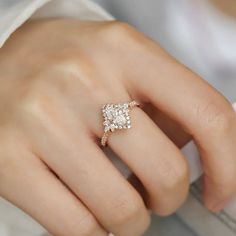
101,101,139,146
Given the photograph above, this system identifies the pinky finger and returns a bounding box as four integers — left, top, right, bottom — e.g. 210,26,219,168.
0,150,106,236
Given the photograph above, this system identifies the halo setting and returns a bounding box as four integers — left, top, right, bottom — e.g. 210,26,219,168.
101,101,139,146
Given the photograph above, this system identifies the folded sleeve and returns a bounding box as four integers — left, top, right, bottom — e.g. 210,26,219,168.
0,0,113,48
0,0,51,47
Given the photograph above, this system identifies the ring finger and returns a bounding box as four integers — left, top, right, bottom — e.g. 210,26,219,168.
93,102,189,216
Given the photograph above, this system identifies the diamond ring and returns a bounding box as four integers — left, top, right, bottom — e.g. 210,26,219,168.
101,101,139,146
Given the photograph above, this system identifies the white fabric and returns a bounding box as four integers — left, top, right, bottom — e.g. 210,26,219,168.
0,0,113,48
0,0,236,235
159,0,236,103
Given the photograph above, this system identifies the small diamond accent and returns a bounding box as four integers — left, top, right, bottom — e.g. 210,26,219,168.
102,103,131,132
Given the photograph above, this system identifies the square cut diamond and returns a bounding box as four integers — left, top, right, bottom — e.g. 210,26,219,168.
102,103,131,132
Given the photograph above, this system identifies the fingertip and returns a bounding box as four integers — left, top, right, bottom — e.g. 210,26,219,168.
203,178,233,212
204,198,229,213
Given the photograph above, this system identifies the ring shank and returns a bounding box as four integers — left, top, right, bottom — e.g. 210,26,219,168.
101,131,110,146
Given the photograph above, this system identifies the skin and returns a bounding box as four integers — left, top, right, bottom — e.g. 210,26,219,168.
0,19,236,236
209,0,236,18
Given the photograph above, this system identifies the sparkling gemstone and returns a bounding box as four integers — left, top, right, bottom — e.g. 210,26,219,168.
113,115,126,126
102,103,131,132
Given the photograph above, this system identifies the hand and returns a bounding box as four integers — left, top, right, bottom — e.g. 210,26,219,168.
0,19,235,236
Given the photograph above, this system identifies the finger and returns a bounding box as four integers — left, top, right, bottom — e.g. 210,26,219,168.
18,77,150,235
143,103,191,148
129,45,236,211
102,107,189,216
0,146,106,236
32,128,150,236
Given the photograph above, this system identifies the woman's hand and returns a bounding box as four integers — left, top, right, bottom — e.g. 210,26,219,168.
0,19,236,236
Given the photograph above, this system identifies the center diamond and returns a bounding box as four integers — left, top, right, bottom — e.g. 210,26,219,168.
113,114,127,126
102,103,131,132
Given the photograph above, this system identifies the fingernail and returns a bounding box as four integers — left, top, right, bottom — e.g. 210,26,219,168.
206,199,229,212
213,200,229,212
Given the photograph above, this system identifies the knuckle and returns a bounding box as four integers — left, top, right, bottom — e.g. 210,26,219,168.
18,82,43,110
151,203,179,217
150,160,189,216
159,159,189,191
56,214,100,236
168,163,188,188
100,21,137,42
109,195,144,227
49,54,87,75
151,204,169,217
77,217,100,236
46,57,101,94
106,21,134,34
194,100,235,133
20,93,43,114
17,80,53,120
